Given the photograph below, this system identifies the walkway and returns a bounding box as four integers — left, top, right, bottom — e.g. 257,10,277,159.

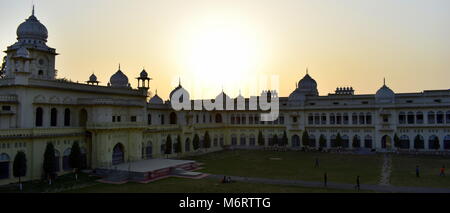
379,154,392,185
206,174,450,193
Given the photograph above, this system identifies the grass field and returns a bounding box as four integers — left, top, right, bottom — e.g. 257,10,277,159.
390,154,450,188
185,150,383,185
66,177,361,193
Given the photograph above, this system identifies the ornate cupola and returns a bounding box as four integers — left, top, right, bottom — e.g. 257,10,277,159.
137,67,151,89
87,73,99,85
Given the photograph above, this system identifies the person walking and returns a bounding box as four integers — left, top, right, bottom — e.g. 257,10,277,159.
416,165,420,178
324,172,328,187
314,157,320,168
355,175,360,191
440,165,445,177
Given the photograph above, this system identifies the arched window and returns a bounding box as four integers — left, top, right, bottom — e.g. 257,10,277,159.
213,136,218,147
231,134,237,146
169,112,177,124
330,135,337,148
398,112,406,124
446,111,450,124
365,112,372,124
145,142,153,159
428,135,440,150
63,148,71,171
249,134,256,146
343,113,349,125
414,135,424,149
308,113,313,125
54,150,61,172
147,114,152,125
321,113,327,124
240,134,246,146
64,108,71,126
336,113,342,125
342,135,349,148
436,111,444,124
428,111,435,124
112,143,125,165
314,113,320,125
0,153,10,179
352,113,358,124
416,111,424,124
215,113,222,123
291,135,300,147
359,112,365,125
319,134,327,148
309,135,316,147
444,135,450,150
329,113,335,125
400,135,410,149
407,112,415,124
36,107,43,127
352,135,361,148
364,135,373,148
185,138,191,152
50,108,58,127
160,141,165,154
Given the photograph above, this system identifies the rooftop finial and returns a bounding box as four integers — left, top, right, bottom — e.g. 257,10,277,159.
178,77,181,86
383,77,386,86
155,89,158,95
32,4,35,16
306,67,308,75
118,63,121,70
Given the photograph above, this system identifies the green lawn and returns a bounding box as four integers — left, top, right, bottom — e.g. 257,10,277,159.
390,154,450,188
185,150,383,185
66,177,361,193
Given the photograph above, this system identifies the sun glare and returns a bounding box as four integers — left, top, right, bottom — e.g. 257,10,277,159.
178,17,265,98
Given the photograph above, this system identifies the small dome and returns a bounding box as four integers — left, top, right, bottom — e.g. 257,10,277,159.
17,11,48,42
89,73,97,82
109,68,129,88
375,84,395,103
149,94,164,104
288,88,305,102
297,74,318,94
14,46,30,58
140,69,148,78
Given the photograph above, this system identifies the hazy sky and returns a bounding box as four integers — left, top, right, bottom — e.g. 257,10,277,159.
1,0,449,100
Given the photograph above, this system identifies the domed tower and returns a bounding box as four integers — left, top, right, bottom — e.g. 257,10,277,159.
169,80,190,103
375,78,395,103
86,73,99,85
136,68,151,89
4,6,57,80
288,69,319,105
108,64,131,88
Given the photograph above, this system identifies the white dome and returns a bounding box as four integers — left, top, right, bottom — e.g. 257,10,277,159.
17,12,48,42
109,69,129,88
14,46,30,58
169,84,189,102
375,84,395,103
149,94,163,104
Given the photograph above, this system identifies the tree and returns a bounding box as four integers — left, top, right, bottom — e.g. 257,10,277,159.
302,130,310,149
280,131,288,147
352,135,360,148
175,135,182,156
414,135,422,150
204,131,211,151
271,134,278,147
69,141,82,180
13,151,27,191
193,134,200,151
319,135,327,149
335,133,343,149
0,56,6,78
257,131,265,147
393,134,400,149
43,142,56,185
164,135,172,158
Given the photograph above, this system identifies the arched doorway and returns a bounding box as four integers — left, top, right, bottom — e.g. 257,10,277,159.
79,109,88,127
0,153,10,179
291,135,300,148
145,142,153,159
381,135,392,150
185,138,191,152
215,113,223,123
112,143,125,165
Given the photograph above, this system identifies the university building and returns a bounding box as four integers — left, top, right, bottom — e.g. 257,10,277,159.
0,10,449,185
